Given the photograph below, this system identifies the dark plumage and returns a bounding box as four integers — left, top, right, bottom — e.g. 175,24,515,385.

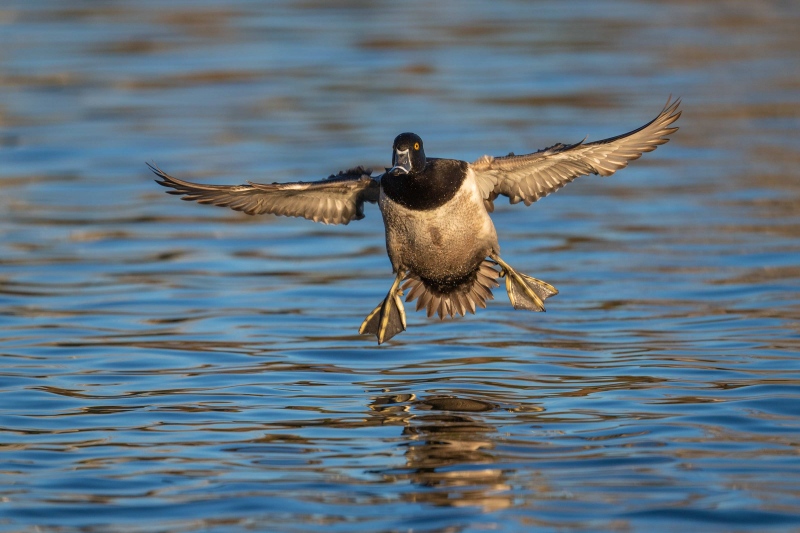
381,158,468,211
152,97,681,343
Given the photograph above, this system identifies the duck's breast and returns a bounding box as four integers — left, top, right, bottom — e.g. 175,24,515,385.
380,167,498,281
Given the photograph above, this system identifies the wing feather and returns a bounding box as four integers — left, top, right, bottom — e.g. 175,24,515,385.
472,97,681,210
150,163,380,225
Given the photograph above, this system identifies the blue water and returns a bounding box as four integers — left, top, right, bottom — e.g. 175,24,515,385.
2,1,800,531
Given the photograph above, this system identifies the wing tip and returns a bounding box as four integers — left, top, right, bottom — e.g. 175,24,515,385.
147,161,181,191
661,95,683,125
661,94,681,112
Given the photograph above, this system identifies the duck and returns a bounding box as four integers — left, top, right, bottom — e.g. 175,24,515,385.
150,97,680,344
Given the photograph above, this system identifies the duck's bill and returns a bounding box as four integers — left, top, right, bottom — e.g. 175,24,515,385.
390,149,411,174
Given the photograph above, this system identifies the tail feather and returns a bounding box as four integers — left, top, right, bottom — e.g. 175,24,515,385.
402,260,500,320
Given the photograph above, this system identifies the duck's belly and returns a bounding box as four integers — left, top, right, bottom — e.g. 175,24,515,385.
379,172,498,283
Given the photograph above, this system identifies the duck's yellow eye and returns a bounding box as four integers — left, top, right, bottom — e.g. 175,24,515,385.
414,142,420,150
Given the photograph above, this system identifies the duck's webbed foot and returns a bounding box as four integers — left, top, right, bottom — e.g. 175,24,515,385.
359,271,407,344
490,254,558,312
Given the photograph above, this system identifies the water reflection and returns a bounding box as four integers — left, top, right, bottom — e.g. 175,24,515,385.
370,393,512,511
2,0,800,531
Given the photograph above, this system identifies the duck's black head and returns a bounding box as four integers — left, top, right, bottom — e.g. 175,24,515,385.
382,132,467,211
390,132,426,175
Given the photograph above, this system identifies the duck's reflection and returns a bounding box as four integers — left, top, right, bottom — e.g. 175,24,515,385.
369,393,512,511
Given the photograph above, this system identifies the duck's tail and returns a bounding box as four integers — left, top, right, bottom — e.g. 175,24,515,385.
402,260,500,320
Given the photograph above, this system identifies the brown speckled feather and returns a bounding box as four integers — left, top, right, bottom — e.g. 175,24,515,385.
150,163,380,225
472,97,681,211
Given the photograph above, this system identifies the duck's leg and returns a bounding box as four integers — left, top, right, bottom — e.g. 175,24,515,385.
490,254,558,312
359,271,407,344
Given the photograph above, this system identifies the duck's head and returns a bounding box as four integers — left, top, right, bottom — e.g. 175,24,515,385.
390,132,426,175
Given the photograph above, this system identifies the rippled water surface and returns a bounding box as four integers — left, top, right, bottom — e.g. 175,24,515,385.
2,1,800,531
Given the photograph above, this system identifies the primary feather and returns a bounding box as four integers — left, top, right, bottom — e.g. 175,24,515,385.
472,97,681,211
150,163,379,225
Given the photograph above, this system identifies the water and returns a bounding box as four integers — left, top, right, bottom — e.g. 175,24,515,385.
2,1,799,531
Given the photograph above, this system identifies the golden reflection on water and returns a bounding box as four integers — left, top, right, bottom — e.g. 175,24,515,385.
371,393,513,511
1,0,800,531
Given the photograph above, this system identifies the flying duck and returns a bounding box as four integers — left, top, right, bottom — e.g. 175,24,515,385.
151,97,680,344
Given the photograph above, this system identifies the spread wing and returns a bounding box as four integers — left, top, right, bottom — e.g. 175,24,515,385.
150,163,380,225
472,97,681,211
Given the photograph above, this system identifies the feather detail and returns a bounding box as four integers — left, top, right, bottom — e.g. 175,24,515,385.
471,97,681,210
150,164,380,225
401,260,500,320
